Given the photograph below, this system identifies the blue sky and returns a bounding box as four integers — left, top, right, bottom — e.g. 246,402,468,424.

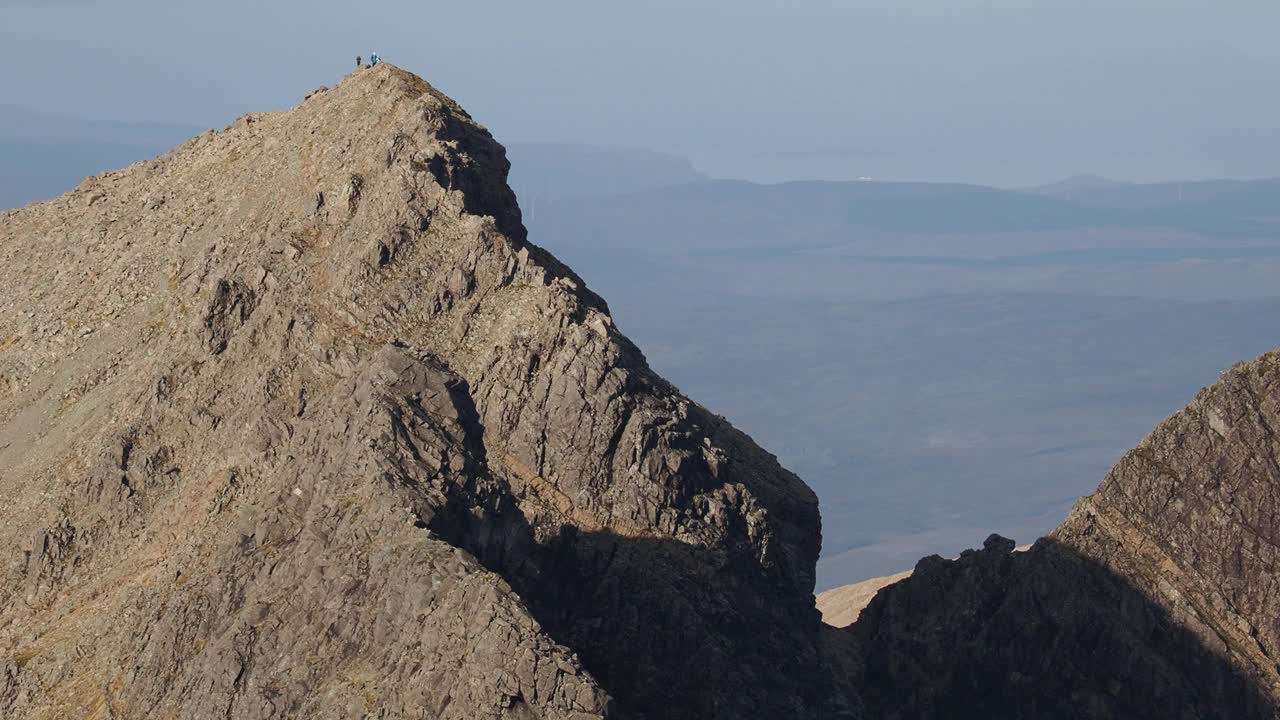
3,0,1279,184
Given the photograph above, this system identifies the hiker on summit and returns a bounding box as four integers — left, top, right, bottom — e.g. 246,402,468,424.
356,55,362,68
370,52,381,66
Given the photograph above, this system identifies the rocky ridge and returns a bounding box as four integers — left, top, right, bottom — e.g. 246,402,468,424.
841,354,1280,719
0,66,854,719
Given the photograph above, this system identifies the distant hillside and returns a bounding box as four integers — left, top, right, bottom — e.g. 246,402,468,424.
0,105,203,210
1029,171,1280,220
0,104,199,146
0,107,708,211
533,179,1125,258
533,177,1280,261
506,141,707,201
1025,174,1134,198
1060,176,1280,216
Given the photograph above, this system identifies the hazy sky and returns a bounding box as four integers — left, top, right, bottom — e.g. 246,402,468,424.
3,0,1280,185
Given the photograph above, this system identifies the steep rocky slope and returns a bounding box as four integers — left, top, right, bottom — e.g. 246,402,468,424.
0,66,856,719
842,354,1280,719
1056,354,1280,687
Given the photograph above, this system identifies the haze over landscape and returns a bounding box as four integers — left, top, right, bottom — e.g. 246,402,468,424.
4,1,1280,590
7,2,1280,714
6,0,1280,185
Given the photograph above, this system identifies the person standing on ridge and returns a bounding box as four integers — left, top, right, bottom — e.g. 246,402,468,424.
371,52,381,66
356,55,362,68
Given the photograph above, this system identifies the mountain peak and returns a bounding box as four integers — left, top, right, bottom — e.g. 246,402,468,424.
0,68,849,719
7,64,1277,720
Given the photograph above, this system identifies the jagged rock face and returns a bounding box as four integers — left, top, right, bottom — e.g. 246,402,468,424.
1054,353,1280,704
843,353,1280,719
0,67,853,719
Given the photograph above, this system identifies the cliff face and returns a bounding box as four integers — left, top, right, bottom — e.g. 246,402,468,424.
0,67,855,719
843,353,1280,719
1053,353,1280,703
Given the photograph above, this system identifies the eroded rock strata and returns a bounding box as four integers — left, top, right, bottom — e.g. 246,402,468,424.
0,66,854,719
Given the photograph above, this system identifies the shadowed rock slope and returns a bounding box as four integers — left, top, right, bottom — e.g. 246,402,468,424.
0,66,857,719
843,354,1280,719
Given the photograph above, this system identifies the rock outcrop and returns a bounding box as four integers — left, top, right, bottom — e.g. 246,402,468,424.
1054,352,1280,706
0,66,856,719
841,354,1280,719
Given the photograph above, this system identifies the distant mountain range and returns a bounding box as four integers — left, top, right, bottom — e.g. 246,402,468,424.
0,105,708,211
1025,173,1134,197
0,104,203,208
533,177,1280,256
505,141,707,202
6,102,1280,238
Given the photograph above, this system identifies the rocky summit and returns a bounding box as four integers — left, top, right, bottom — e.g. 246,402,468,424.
0,66,854,719
2,64,1280,720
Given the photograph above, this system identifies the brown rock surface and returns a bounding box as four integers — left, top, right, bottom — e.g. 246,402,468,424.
0,66,856,719
816,571,912,628
1053,353,1280,704
841,354,1280,719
